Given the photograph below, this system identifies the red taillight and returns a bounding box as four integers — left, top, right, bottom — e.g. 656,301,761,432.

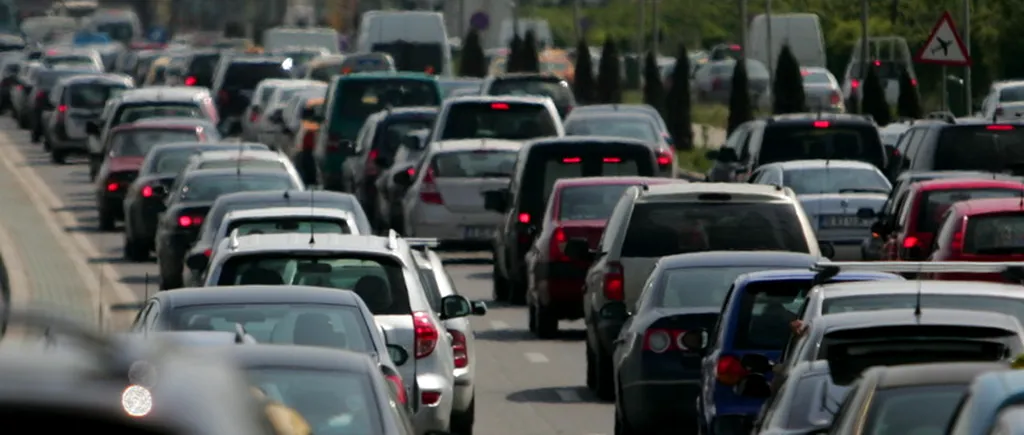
874,60,881,66
518,213,530,224
549,227,570,262
656,149,672,166
813,121,830,128
951,231,964,252
106,182,119,192
421,391,441,405
418,168,443,204
988,125,1014,131
57,104,66,113
850,79,860,89
406,167,415,177
300,130,316,151
450,329,468,369
562,157,581,164
903,236,918,249
911,78,918,87
643,328,686,353
424,66,435,75
203,248,212,257
413,311,438,358
178,215,203,227
249,108,260,123
603,157,622,163
141,185,153,197
366,149,380,176
184,76,197,86
716,355,748,386
491,103,509,110
385,374,407,405
830,92,841,105
603,261,624,301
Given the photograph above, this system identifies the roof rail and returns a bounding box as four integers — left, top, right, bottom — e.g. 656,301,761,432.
812,261,1024,282
228,228,240,250
405,238,439,250
386,229,399,251
234,323,251,344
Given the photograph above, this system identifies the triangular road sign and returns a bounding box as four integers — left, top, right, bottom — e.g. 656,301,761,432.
915,11,971,66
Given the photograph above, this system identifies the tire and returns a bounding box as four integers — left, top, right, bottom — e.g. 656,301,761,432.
594,345,615,401
17,112,27,129
532,301,558,338
492,259,509,302
449,398,474,435
50,149,65,164
527,304,537,334
88,155,100,181
509,278,527,305
614,411,631,435
586,340,597,390
98,205,115,232
123,234,149,262
30,125,40,143
159,269,182,290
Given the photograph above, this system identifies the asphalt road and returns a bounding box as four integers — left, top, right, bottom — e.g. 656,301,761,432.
0,115,615,435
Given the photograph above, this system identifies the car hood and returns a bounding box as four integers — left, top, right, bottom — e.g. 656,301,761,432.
798,193,887,215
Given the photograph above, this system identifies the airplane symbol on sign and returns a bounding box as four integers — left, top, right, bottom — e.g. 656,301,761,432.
931,37,952,56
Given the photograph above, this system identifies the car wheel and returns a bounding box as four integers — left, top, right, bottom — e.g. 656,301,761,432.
594,346,615,401
449,398,474,435
50,149,65,164
527,303,537,334
509,278,527,305
491,259,509,302
123,234,149,262
533,301,558,338
586,340,597,390
98,205,115,232
614,410,631,435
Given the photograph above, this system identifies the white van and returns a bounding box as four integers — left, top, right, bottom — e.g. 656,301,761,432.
357,11,453,77
746,13,826,69
263,27,341,54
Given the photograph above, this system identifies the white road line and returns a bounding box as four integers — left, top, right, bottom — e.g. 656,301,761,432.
524,352,549,363
555,388,582,403
489,320,509,330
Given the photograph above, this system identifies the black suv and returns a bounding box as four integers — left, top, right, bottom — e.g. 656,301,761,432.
886,119,1024,181
707,113,886,182
210,55,292,132
169,49,223,88
481,73,576,119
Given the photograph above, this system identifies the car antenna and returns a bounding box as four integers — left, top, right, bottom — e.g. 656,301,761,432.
236,140,242,177
308,190,316,246
914,261,923,318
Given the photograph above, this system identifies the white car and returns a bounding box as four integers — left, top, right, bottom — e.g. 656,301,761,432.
210,206,360,256
182,149,305,189
256,80,326,149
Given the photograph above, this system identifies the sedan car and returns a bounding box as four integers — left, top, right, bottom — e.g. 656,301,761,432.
178,149,305,189
757,66,846,113
26,67,99,143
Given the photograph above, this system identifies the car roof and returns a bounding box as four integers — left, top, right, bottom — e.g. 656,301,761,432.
225,206,353,220
763,159,879,171
373,106,438,117
552,176,677,189
224,345,375,372
153,285,364,306
895,170,1016,183
257,78,300,88
447,94,551,105
431,138,522,152
734,269,901,286
817,308,1021,332
868,362,1009,389
572,104,658,114
150,142,240,154
336,71,435,80
227,233,395,255
565,112,655,122
59,73,132,85
950,197,1024,215
227,56,288,64
658,250,823,269
911,178,1024,192
181,167,291,181
195,149,283,161
110,121,207,133
118,86,209,102
212,190,358,207
816,279,1024,299
765,113,875,125
638,182,793,200
491,72,565,81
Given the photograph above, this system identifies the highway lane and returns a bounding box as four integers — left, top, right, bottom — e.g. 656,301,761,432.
0,116,615,435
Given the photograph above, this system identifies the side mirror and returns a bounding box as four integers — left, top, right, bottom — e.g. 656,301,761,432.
818,241,835,259
185,252,209,271
386,344,409,366
470,300,487,316
374,155,393,168
564,238,594,262
870,220,885,236
740,353,773,373
680,329,708,352
735,373,773,398
392,168,413,187
85,121,99,135
856,207,876,219
716,148,739,162
483,189,509,213
440,295,472,320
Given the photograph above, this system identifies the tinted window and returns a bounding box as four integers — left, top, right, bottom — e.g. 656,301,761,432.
111,130,199,157
376,117,435,157
734,280,809,349
521,145,655,212
760,124,885,169
934,126,1024,172
487,78,573,106
181,175,294,201
215,254,411,315
340,54,393,73
224,62,291,89
228,218,351,237
786,374,850,430
258,85,280,105
246,368,383,434
621,202,809,257
335,79,439,120
430,150,516,178
862,385,965,435
44,55,93,66
440,102,557,140
37,70,86,88
172,303,373,351
118,104,203,124
918,188,1021,232
371,42,443,73
558,184,633,220
823,294,1024,325
660,266,780,309
417,268,443,312
565,117,659,142
197,159,287,172
148,149,203,174
187,53,220,87
69,83,128,108
310,62,341,83
964,212,1024,254
782,167,891,195
1000,86,1024,102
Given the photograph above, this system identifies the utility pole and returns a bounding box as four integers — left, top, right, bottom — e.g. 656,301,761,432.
651,0,659,56
766,0,773,88
740,0,747,58
964,0,972,112
859,0,869,112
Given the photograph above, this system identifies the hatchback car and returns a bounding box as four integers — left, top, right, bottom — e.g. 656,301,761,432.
930,197,1024,282
563,111,676,177
479,73,576,119
43,73,134,164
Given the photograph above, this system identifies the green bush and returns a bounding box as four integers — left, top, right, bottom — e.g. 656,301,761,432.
459,29,487,78
642,51,664,113
897,66,923,119
522,30,540,73
772,45,808,114
728,59,754,134
861,65,892,126
597,38,622,104
573,39,596,104
666,44,693,150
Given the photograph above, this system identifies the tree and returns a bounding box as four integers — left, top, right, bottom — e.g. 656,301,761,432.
459,29,487,77
573,39,596,104
597,37,622,104
896,67,923,119
522,30,541,73
728,59,754,135
665,44,693,150
772,44,807,114
642,51,665,115
861,65,892,126
507,33,523,73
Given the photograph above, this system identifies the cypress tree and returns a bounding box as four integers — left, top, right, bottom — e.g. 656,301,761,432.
507,33,523,73
666,44,693,150
643,51,665,115
728,59,754,135
772,44,807,114
896,67,923,119
522,30,540,73
861,65,892,126
597,37,622,104
459,29,487,78
573,39,595,104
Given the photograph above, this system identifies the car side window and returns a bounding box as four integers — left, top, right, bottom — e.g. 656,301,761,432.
933,209,956,252
597,193,633,254
885,190,910,230
896,192,915,229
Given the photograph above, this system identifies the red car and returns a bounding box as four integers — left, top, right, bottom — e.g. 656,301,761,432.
524,176,682,338
929,197,1024,282
881,178,1024,261
94,119,217,231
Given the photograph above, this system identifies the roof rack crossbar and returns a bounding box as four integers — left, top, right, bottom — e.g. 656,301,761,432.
405,238,440,250
386,229,399,251
229,228,240,250
812,261,1024,274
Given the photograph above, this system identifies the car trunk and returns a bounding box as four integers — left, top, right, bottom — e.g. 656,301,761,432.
799,193,886,232
374,315,419,410
435,177,509,213
558,219,606,250
804,85,837,110
997,102,1024,121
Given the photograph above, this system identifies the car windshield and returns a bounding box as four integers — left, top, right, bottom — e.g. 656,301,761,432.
558,184,633,220
172,303,373,351
862,385,965,435
228,218,352,237
487,78,573,106
119,104,203,123
336,79,439,119
181,175,294,202
823,294,1024,325
69,83,128,108
111,130,199,157
621,202,810,257
918,188,1021,232
565,117,658,142
964,212,1024,255
660,266,786,309
430,150,517,178
760,124,886,169
247,368,382,435
197,159,287,172
439,102,558,140
214,254,411,315
224,62,291,90
783,167,891,194
934,125,1024,172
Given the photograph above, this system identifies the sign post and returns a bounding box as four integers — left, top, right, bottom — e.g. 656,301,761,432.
914,11,972,112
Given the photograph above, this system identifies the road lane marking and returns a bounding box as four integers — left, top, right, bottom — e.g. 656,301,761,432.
489,320,509,330
555,388,581,403
524,352,548,363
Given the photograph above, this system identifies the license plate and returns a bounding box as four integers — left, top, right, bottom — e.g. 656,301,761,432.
463,226,495,240
820,215,871,228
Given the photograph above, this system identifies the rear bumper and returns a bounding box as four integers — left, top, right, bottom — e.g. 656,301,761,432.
98,194,125,218
535,262,588,318
621,380,701,430
814,227,872,245
407,205,502,242
413,372,454,434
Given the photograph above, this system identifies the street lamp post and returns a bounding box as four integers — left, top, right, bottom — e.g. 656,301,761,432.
963,0,972,113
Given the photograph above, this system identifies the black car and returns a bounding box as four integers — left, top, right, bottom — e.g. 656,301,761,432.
480,73,576,119
155,168,302,289
887,119,1024,180
0,52,23,113
210,55,292,132
170,49,223,88
746,361,850,435
122,142,269,261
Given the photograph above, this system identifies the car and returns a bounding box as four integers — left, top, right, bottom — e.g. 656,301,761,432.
376,128,431,232
947,369,1024,435
314,72,442,190
288,94,326,184
763,66,845,114
122,142,269,261
211,206,360,249
9,60,43,126
210,55,294,133
41,73,134,164
437,77,482,98
181,190,372,284
94,119,222,231
479,73,575,119
241,78,305,142
272,87,327,152
340,106,437,216
200,231,473,433
744,360,850,435
86,87,219,178
563,111,676,177
748,159,891,251
486,136,670,305
411,244,488,435
178,149,305,188
338,52,398,75
0,52,24,113
608,251,845,430
162,48,223,88
266,47,332,69
979,80,1024,123
155,168,304,289
706,113,886,182
258,81,327,151
524,176,680,337
887,120,1024,180
127,49,164,84
568,104,670,138
930,197,1024,282
302,54,345,82
40,47,104,71
25,67,99,143
879,178,1024,261
427,95,564,146
988,405,1024,435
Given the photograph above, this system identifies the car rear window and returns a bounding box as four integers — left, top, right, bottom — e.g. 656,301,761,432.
37,70,88,88
214,253,411,315
117,104,203,124
487,78,573,106
823,294,1024,325
565,117,659,142
782,167,891,195
187,53,220,87
69,83,128,108
1000,86,1024,102
802,70,832,84
760,123,885,169
309,61,342,83
430,150,516,178
848,61,909,80
111,130,199,157
621,201,810,257
964,212,1024,255
340,54,393,73
375,116,435,158
558,184,633,220
334,79,439,121
44,55,93,67
197,159,287,172
521,144,656,212
734,279,810,349
439,101,558,141
659,266,781,309
917,188,1021,232
228,217,352,237
181,174,295,201
934,125,1024,172
257,85,280,105
149,149,202,174
95,22,133,42
371,42,443,74
224,61,291,90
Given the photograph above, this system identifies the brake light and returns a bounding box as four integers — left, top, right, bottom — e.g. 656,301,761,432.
549,227,570,262
421,391,441,405
491,103,509,110
830,92,841,105
643,328,686,353
656,149,672,166
874,60,881,66
57,104,66,113
603,261,624,301
384,374,407,405
406,167,415,177
716,355,748,386
813,121,830,128
988,125,1014,131
106,182,119,192
562,157,581,163
141,185,153,197
178,215,203,227
300,130,316,151
729,44,741,50
450,330,468,369
850,79,860,89
903,236,918,249
184,76,197,86
412,311,438,358
800,68,809,76
366,149,380,176
911,78,918,87
603,157,622,163
518,213,530,224
203,248,212,257
249,109,260,123
951,230,964,252
418,168,443,204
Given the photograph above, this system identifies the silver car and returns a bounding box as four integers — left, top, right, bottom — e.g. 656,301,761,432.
212,206,360,247
256,80,326,149
201,231,471,434
693,59,769,105
758,67,846,113
180,149,305,188
398,139,520,246
241,78,296,142
43,73,134,164
748,159,891,249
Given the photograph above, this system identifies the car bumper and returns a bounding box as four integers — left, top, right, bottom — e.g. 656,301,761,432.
452,366,474,413
621,380,701,430
48,135,89,151
814,227,871,245
99,194,125,218
414,372,454,434
408,205,501,243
